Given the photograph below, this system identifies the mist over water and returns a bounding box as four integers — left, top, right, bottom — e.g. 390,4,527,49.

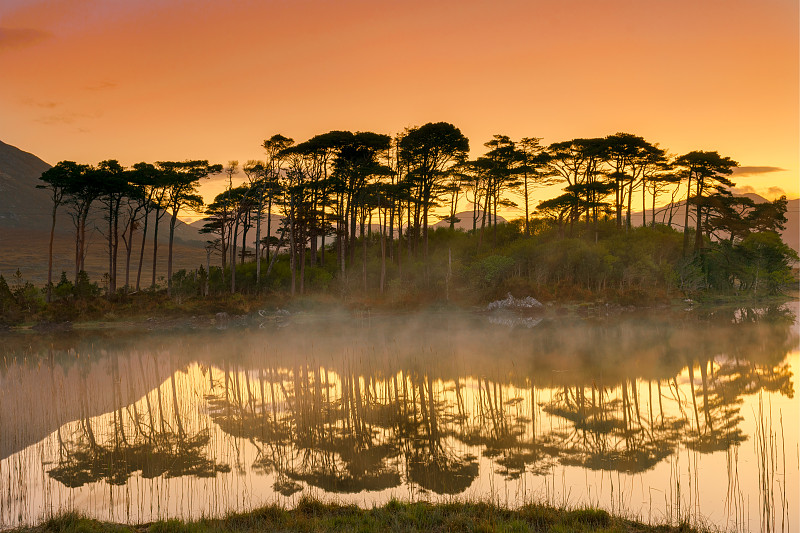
1,305,797,531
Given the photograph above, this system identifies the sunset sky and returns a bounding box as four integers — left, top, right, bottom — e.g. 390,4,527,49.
2,0,797,218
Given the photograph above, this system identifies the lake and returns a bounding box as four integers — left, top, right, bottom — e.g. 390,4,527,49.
1,304,797,531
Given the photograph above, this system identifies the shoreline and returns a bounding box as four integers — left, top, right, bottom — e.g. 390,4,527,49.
9,497,711,532
3,289,797,334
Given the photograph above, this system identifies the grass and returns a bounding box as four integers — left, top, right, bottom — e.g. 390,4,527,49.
13,498,709,533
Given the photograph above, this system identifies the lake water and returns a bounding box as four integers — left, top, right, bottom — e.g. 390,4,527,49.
1,304,798,531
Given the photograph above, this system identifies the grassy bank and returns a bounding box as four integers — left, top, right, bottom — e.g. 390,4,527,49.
15,499,709,533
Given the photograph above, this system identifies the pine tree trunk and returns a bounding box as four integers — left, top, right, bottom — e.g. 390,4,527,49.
152,209,160,289
231,217,238,294
255,197,262,289
380,207,386,295
108,204,114,295
47,202,57,302
167,210,177,297
136,215,150,291
524,170,530,236
682,175,692,256
124,212,136,290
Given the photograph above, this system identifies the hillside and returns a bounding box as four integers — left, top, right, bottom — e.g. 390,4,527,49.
0,140,207,284
0,140,54,231
628,193,799,252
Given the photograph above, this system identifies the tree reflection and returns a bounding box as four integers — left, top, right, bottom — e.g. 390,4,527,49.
9,305,793,497
543,378,686,473
47,353,229,488
202,306,795,492
459,379,558,480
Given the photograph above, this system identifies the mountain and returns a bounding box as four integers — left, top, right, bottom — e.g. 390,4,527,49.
0,139,206,241
0,140,207,283
0,140,55,231
627,193,799,252
781,198,799,252
433,211,507,231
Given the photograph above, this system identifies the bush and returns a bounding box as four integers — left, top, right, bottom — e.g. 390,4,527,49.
171,269,201,299
473,255,515,287
10,269,43,314
53,272,74,302
0,275,24,325
74,270,101,300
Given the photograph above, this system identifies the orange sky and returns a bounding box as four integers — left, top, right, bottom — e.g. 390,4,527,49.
2,0,798,219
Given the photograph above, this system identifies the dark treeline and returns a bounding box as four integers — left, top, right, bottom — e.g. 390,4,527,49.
2,123,796,324
35,159,221,300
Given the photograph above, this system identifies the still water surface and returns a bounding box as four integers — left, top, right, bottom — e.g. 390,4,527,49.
1,305,798,531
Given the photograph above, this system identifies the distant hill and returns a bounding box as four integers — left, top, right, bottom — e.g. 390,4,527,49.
0,139,205,241
0,140,206,283
783,198,799,252
432,211,507,231
628,193,799,252
0,140,55,231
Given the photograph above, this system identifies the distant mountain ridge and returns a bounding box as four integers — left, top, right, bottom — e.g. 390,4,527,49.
0,139,205,243
627,193,799,252
0,140,207,282
0,140,54,231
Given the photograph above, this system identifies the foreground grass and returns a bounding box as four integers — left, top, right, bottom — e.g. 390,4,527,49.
16,499,709,533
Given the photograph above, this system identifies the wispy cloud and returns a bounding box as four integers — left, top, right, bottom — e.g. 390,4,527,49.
21,98,60,109
731,166,786,176
34,110,101,125
0,26,50,50
83,81,117,91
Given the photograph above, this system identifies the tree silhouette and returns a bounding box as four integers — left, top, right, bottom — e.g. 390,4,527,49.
60,163,102,282
516,137,554,236
96,160,127,295
38,161,83,302
399,122,469,258
674,150,738,254
157,160,222,296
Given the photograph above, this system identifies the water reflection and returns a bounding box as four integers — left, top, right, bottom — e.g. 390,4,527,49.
0,306,797,530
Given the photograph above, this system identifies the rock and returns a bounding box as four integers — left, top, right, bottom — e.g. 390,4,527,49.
487,293,543,311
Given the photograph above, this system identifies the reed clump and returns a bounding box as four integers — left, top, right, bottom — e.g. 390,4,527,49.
16,498,715,533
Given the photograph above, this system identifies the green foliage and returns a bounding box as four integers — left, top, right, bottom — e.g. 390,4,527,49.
702,231,798,295
170,269,201,299
19,499,710,533
41,512,134,533
10,269,43,314
53,272,75,302
0,274,24,325
74,271,101,300
306,265,334,291
473,255,515,287
4,211,796,328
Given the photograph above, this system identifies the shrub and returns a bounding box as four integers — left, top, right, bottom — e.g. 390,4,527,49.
474,255,515,287
53,272,74,302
